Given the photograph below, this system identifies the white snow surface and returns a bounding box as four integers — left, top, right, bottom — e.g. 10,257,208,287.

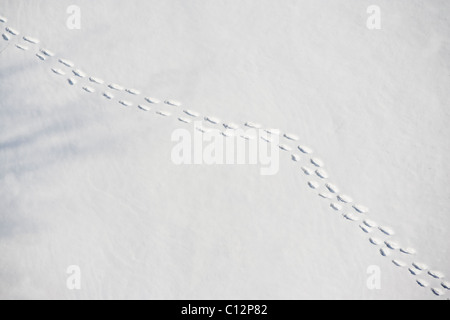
0,0,449,300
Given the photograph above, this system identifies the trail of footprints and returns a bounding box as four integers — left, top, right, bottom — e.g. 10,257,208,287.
2,16,449,298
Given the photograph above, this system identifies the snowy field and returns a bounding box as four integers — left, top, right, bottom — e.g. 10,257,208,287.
0,0,449,300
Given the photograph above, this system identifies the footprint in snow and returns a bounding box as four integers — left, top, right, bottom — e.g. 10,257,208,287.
353,205,369,214
2,33,10,41
103,92,114,99
178,117,191,124
400,247,416,255
109,83,124,91
184,110,200,117
431,288,445,296
442,282,450,290
83,86,95,93
412,262,429,271
265,129,281,135
119,100,132,107
222,131,234,138
416,279,429,288
279,144,293,152
23,36,40,44
126,88,140,95
51,68,65,76
90,77,105,85
284,133,299,141
156,110,171,117
378,226,395,236
6,27,19,36
343,213,359,222
359,225,372,234
308,181,320,189
245,122,262,129
241,134,256,141
261,136,273,143
15,44,28,51
428,270,445,280
39,49,54,57
144,97,160,104
59,59,74,68
165,100,181,107
319,192,334,199
73,69,86,78
301,167,313,176
0,16,7,23
291,154,301,162
298,145,313,154
224,123,239,130
337,194,353,204
310,158,324,168
36,53,46,61
325,183,339,194
330,203,342,211
409,268,421,276
384,241,400,250
363,219,378,228
369,238,383,246
138,105,150,112
392,260,407,268
380,248,392,257
68,78,77,86
315,169,329,179
205,116,221,125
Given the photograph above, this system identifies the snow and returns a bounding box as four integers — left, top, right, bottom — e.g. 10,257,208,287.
1,0,450,300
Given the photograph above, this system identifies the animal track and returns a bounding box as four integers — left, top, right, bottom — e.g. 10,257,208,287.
205,116,221,125
279,144,293,152
109,83,124,91
325,183,339,194
15,44,28,51
417,279,429,288
138,105,150,112
337,194,353,204
284,133,299,141
59,58,74,68
119,100,132,107
145,97,161,104
310,158,324,168
5,16,447,299
353,204,369,214
103,92,114,99
126,88,140,95
379,226,395,236
245,122,262,129
298,145,313,154
315,169,329,179
51,68,65,76
184,110,200,117
90,77,105,85
5,26,19,35
23,36,40,44
73,69,87,78
82,86,95,93
392,260,407,268
165,100,181,107
428,270,445,280
40,48,54,57
36,53,45,61
412,263,429,271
